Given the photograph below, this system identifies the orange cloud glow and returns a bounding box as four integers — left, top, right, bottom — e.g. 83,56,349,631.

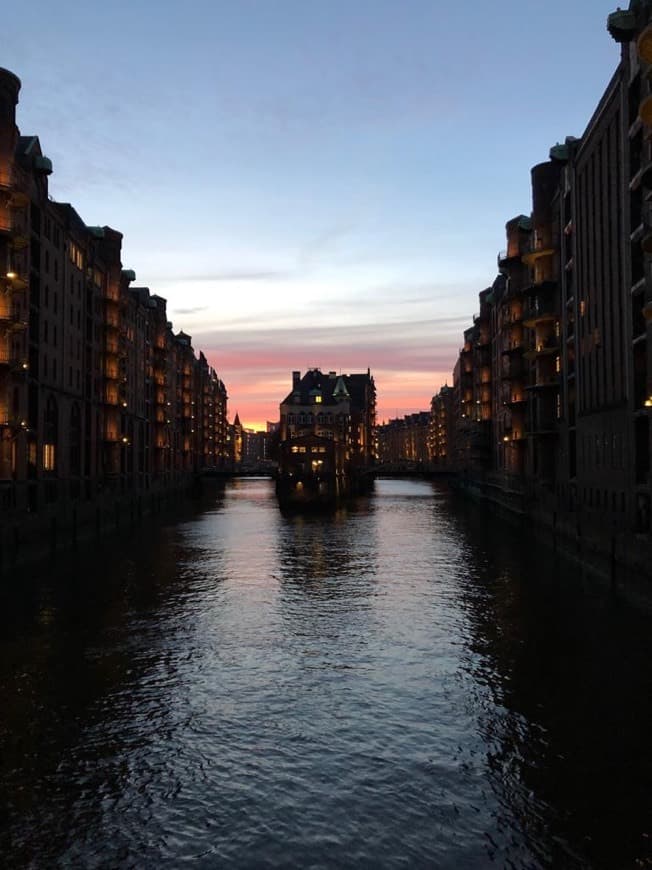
205,339,458,431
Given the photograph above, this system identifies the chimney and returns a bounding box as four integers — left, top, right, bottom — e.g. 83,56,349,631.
292,370,301,388
0,68,21,187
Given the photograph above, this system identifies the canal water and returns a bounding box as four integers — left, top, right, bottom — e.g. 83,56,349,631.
0,478,650,869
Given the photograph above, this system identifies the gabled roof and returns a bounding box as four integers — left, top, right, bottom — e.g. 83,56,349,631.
16,135,40,158
280,368,374,409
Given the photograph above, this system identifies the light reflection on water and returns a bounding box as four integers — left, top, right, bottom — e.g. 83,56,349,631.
0,478,650,869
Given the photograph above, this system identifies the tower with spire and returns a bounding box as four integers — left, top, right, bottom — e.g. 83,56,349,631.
231,412,243,466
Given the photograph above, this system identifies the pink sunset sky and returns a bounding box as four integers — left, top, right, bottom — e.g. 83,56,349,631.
201,319,466,431
185,296,473,430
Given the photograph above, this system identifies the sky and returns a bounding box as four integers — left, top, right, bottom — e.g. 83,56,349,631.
5,0,620,429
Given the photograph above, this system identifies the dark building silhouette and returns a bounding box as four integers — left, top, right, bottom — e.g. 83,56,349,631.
434,3,652,577
0,67,228,560
378,412,430,465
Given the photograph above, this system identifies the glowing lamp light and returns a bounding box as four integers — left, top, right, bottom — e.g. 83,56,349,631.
6,271,17,279
645,398,652,408
122,436,129,444
503,435,510,442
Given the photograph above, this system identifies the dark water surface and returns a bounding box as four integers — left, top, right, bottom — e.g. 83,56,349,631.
0,478,651,869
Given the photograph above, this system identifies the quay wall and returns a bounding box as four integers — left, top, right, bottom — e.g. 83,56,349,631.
452,474,652,610
0,474,205,575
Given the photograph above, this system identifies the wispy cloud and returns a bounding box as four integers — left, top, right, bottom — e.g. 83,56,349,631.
297,222,356,270
172,305,209,315
196,314,469,346
173,270,292,283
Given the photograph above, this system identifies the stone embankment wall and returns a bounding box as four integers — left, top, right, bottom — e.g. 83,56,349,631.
452,475,652,609
0,475,205,575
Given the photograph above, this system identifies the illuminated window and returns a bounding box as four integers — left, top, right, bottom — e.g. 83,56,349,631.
68,242,84,270
314,395,322,403
43,443,56,471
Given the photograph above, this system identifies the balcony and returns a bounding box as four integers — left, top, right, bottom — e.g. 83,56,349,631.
525,375,559,391
641,228,652,255
502,429,526,443
5,268,28,291
0,351,29,371
501,339,523,355
0,310,27,331
0,177,23,203
501,358,523,380
630,157,652,192
641,91,652,129
497,249,520,269
523,295,558,327
500,308,523,328
523,338,559,360
522,245,555,267
4,219,29,249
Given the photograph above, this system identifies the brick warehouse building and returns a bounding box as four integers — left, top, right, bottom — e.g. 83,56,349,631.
0,68,228,564
437,2,652,584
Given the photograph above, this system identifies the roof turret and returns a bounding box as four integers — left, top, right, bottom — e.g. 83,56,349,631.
332,376,350,399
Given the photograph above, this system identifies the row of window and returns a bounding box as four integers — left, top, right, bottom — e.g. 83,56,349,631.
287,413,348,424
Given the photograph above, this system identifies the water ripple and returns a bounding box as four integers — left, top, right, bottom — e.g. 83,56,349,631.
0,478,650,869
